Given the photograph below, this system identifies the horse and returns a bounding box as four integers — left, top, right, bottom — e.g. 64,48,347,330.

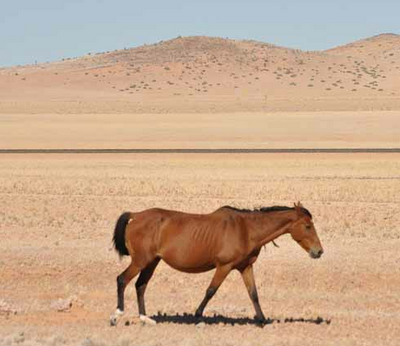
110,202,324,326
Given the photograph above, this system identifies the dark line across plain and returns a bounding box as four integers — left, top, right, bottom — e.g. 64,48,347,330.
1,148,400,154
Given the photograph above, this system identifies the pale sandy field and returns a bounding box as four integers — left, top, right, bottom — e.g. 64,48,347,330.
1,112,400,149
1,153,400,346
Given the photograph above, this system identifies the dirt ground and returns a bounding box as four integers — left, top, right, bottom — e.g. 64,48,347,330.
1,112,400,150
1,153,399,346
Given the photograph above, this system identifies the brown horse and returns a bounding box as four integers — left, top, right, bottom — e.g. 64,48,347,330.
110,202,323,326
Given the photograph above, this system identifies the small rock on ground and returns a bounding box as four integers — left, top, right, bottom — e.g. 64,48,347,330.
0,299,19,315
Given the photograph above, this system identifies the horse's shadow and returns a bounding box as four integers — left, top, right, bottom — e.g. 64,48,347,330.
148,312,331,326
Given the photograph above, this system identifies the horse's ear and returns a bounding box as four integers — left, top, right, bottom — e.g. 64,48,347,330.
297,201,304,208
294,202,302,217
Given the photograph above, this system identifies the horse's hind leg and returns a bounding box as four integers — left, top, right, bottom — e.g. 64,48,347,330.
110,262,141,326
135,257,160,318
195,264,232,318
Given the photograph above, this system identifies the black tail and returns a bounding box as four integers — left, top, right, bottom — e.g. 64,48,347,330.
113,212,131,257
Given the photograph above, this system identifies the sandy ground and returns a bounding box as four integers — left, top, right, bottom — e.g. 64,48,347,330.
1,153,400,346
1,112,400,149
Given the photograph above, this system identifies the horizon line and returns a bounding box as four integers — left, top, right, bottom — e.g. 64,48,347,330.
2,32,399,69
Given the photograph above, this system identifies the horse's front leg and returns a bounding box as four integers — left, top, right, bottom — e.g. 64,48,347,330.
240,264,266,325
195,264,232,318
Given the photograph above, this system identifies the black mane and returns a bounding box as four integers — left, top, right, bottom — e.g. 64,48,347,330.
222,205,312,219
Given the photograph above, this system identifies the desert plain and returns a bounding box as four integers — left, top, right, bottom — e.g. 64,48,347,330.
1,34,400,346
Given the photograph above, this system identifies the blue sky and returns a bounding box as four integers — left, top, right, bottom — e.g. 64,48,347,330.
1,0,399,67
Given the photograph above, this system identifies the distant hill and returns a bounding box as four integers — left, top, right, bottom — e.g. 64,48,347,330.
1,34,399,113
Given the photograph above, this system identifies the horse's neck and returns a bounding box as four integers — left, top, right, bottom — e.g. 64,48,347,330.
247,211,295,247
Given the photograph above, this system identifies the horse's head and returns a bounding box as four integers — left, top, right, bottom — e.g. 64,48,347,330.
289,202,324,259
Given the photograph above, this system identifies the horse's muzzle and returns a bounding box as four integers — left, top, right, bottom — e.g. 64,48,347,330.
310,249,324,259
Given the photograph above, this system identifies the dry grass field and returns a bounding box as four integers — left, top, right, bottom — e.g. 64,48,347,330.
1,153,400,346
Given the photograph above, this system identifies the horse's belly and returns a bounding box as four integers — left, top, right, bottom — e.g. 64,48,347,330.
163,259,216,273
157,222,222,273
159,247,216,273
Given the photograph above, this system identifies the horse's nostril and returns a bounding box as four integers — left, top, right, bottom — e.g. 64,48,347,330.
318,249,324,257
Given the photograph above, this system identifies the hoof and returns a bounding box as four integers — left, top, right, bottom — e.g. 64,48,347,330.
255,318,266,328
196,321,206,328
110,309,124,326
139,315,157,326
110,317,118,327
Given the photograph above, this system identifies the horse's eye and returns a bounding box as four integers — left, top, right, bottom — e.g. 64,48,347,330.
305,225,311,230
